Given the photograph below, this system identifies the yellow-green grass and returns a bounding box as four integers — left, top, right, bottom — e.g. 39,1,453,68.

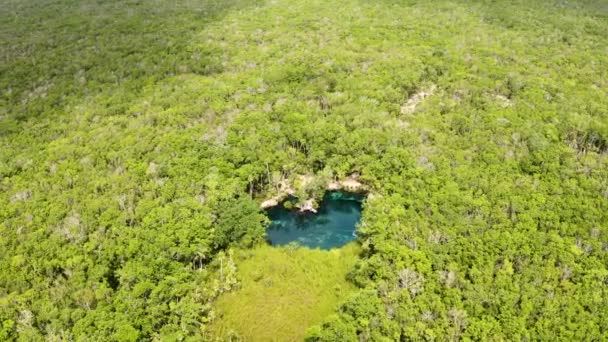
211,243,360,341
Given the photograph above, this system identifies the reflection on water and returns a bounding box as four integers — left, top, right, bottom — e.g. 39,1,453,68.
266,191,364,249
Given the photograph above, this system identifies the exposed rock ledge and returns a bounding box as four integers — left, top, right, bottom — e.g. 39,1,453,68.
327,173,365,191
260,174,367,211
327,181,341,190
296,199,317,213
336,178,363,191
260,198,279,209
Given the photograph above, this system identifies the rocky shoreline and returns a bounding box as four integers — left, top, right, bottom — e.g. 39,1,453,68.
260,174,367,213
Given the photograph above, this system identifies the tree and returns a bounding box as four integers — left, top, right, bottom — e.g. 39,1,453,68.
212,197,268,250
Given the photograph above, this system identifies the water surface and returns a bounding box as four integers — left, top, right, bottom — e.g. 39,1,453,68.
266,191,363,249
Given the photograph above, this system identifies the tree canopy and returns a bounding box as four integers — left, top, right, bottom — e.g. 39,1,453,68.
1,0,607,340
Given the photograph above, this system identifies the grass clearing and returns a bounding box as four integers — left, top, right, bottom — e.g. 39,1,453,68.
211,243,360,341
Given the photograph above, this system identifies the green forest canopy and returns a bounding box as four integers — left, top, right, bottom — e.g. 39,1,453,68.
1,0,607,340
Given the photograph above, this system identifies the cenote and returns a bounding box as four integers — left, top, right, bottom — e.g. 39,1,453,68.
265,191,364,250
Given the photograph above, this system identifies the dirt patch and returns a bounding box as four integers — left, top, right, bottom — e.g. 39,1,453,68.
495,94,513,107
400,85,436,115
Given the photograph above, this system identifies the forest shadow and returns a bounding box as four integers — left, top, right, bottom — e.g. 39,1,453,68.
1,0,265,123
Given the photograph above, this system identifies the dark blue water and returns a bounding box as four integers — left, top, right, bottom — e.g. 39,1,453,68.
266,191,363,250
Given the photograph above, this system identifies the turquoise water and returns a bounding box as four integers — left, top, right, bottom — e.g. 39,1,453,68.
266,191,363,250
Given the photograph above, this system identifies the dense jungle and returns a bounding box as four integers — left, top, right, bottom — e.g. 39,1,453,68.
1,0,607,340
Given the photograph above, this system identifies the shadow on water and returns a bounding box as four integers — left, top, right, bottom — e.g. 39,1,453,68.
266,191,364,250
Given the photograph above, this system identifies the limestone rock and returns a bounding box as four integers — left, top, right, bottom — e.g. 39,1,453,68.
298,199,317,213
261,198,279,209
